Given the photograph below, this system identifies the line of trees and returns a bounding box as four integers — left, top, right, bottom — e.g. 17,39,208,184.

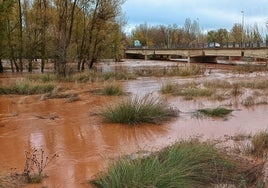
0,0,126,75
127,18,267,49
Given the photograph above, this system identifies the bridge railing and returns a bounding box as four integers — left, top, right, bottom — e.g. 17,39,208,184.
127,41,268,50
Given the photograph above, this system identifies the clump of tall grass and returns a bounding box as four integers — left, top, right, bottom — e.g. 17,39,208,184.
240,79,268,90
100,94,178,125
248,131,268,157
134,65,205,77
203,79,232,89
90,139,246,187
196,107,233,118
27,74,57,83
27,70,136,83
0,81,55,95
101,83,125,96
176,87,213,99
160,81,178,94
167,64,205,76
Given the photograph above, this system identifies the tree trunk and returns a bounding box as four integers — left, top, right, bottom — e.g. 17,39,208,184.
81,59,85,71
10,59,14,72
18,0,23,72
28,59,32,72
41,59,45,73
0,59,3,73
14,59,19,72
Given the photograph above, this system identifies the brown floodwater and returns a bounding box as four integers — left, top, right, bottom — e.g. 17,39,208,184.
1,60,268,187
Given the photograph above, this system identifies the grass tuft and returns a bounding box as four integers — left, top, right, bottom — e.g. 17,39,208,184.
100,94,178,125
90,139,244,188
160,81,178,94
248,131,268,157
101,83,125,96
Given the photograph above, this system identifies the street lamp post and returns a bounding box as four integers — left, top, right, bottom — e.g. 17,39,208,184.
241,11,244,47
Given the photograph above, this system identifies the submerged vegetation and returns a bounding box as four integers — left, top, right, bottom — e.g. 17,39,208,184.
100,94,178,125
135,64,205,77
196,107,233,118
91,139,264,188
160,76,268,106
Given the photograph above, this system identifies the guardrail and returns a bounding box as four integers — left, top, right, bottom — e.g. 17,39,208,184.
127,42,268,50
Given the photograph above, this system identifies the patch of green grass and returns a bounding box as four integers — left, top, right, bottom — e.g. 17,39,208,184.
90,139,244,188
0,82,55,95
100,94,177,125
176,87,213,98
197,107,233,118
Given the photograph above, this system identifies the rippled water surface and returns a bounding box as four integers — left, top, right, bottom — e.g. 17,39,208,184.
1,60,268,187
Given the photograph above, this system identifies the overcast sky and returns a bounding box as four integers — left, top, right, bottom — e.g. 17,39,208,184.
122,0,268,34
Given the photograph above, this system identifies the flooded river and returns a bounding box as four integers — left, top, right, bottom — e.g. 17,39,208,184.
1,60,268,187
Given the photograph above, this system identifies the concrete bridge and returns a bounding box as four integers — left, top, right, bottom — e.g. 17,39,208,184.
125,45,268,63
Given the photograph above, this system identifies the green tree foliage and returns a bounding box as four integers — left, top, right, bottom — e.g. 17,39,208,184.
0,0,126,74
0,0,16,72
129,18,201,48
128,19,265,49
207,28,228,44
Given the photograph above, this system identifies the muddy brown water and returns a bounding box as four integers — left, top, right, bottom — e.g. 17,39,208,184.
1,60,268,187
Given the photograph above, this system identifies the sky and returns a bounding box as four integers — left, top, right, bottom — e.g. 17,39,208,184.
122,0,268,34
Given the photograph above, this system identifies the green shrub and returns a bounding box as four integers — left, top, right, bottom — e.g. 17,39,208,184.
100,94,177,125
91,140,241,188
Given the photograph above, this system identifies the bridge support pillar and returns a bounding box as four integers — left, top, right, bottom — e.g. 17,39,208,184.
144,54,148,60
187,56,191,63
